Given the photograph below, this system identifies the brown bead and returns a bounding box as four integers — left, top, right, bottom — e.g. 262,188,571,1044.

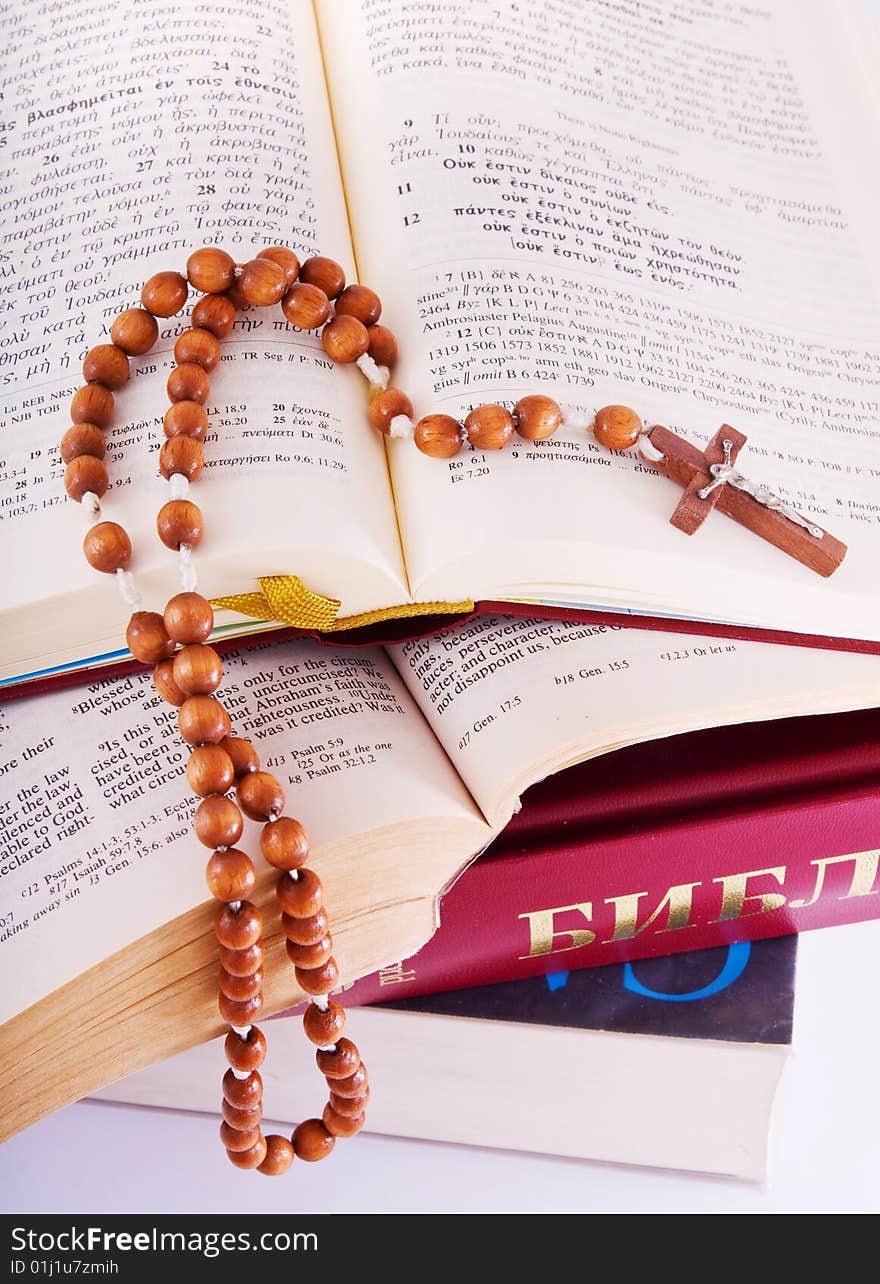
331,1065,368,1098
188,746,236,798
276,868,322,917
159,436,204,481
192,293,236,338
221,736,259,779
237,771,284,822
334,284,381,326
163,401,208,441
225,1026,267,1073
64,455,108,501
71,383,114,428
125,611,174,665
164,592,213,644
291,1118,335,1162
215,900,261,951
260,816,309,871
157,499,203,549
226,277,252,311
110,308,159,357
60,423,105,464
593,404,643,451
141,271,188,317
317,1039,360,1080
285,935,332,969
206,848,256,902
258,246,300,287
219,966,263,1001
465,403,515,451
328,1090,369,1119
186,247,236,294
82,344,129,390
303,999,345,1046
322,1104,365,1138
238,258,287,307
219,992,264,1026
222,1066,262,1109
195,795,242,848
514,394,563,441
368,388,413,434
219,941,263,976
321,315,369,363
280,282,330,330
222,1099,262,1130
299,256,345,299
179,695,231,746
282,909,328,946
219,1121,262,1153
82,522,130,573
152,658,186,707
173,327,221,372
295,957,339,996
414,414,463,459
258,1134,295,1176
226,1136,267,1170
173,644,222,696
167,362,210,405
367,324,398,368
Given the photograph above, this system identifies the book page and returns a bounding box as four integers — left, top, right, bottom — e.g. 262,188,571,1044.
0,0,407,683
0,639,483,1024
318,0,880,642
390,614,880,827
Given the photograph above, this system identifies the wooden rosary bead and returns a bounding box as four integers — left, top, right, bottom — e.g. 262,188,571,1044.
219,992,264,1025
164,591,213,644
167,362,210,405
316,1038,360,1080
186,247,236,294
321,314,369,363
159,436,204,481
238,257,287,307
219,966,263,1001
291,1118,335,1162
226,276,252,311
237,771,284,822
414,414,463,459
330,1065,368,1098
82,344,129,390
141,271,188,317
282,908,328,946
366,323,398,368
222,1099,263,1130
258,1135,295,1176
221,736,260,779
276,868,322,917
299,255,345,299
593,404,643,451
125,611,174,665
110,308,159,356
178,695,231,746
219,941,263,976
322,1104,365,1138
219,1122,262,1153
303,998,345,1046
226,1136,268,1170
328,1090,368,1119
334,284,381,326
285,934,333,969
173,327,221,373
215,901,262,951
258,246,300,287
280,282,331,329
514,394,563,441
465,403,515,451
191,293,236,338
261,816,309,871
223,1067,262,1110
82,522,131,573
70,383,114,428
225,1026,267,1073
60,423,105,464
152,658,186,707
206,847,256,898
368,388,413,434
188,745,236,798
195,795,243,847
295,957,339,996
157,499,203,549
173,644,222,696
163,400,208,441
64,455,108,501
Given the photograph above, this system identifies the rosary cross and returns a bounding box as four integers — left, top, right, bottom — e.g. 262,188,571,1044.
640,424,846,577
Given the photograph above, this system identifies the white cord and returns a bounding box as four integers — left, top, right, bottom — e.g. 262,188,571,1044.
231,1025,252,1038
168,473,190,500
313,995,330,1012
115,568,143,611
355,352,389,390
81,490,101,520
560,403,592,433
388,414,414,440
178,543,198,591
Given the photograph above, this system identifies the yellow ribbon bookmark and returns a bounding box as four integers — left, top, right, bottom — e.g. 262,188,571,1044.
212,575,473,633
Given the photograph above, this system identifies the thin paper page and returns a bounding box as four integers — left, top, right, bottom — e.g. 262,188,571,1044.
318,0,880,641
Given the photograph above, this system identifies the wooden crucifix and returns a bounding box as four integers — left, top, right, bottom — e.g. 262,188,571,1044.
639,425,846,577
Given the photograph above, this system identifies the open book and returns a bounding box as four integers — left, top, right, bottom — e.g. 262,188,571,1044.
2,0,879,686
1,611,878,1139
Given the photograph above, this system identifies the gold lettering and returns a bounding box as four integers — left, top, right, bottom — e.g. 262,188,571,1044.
790,849,880,909
713,866,787,921
517,902,594,958
602,882,699,943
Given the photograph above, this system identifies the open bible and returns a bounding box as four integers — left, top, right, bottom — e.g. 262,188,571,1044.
1,0,879,686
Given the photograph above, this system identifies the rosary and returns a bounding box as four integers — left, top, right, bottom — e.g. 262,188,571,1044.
60,244,846,1176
